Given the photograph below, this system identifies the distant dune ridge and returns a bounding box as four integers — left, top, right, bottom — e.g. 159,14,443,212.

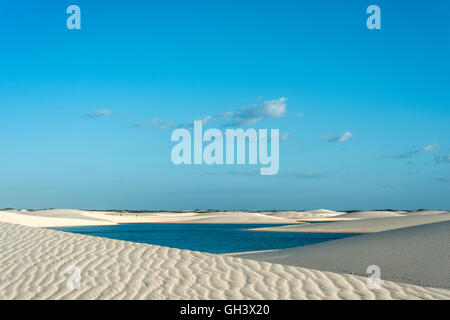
0,209,117,227
2,208,447,228
0,222,449,300
0,209,299,226
265,209,344,221
0,208,449,299
249,213,450,233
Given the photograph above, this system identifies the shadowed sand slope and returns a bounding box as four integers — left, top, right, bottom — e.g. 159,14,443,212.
0,222,449,299
249,213,450,233
235,221,450,289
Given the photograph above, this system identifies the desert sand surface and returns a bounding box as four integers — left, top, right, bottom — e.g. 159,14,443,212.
330,210,406,219
0,221,448,300
0,209,299,227
3,209,448,230
249,212,450,233
400,210,448,216
234,221,450,289
0,210,117,227
265,209,345,221
167,211,300,224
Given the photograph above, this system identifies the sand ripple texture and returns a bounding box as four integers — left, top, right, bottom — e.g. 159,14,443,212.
0,222,448,300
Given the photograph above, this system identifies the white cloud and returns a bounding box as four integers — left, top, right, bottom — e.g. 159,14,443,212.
337,131,352,142
393,142,440,159
86,109,111,117
423,142,439,152
152,119,174,130
321,131,353,143
231,97,287,126
179,97,288,128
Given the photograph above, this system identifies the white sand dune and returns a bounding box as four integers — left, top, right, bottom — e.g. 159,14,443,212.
171,211,299,224
400,210,448,216
3,209,448,229
84,210,301,224
0,210,299,227
0,221,448,300
332,210,406,220
0,210,116,228
234,221,450,289
249,213,450,233
266,209,344,221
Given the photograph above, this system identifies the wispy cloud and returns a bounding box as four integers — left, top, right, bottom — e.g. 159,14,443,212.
320,131,353,143
231,97,287,126
131,119,174,130
178,113,233,128
392,142,440,159
435,154,450,164
279,132,290,141
392,151,419,159
423,142,439,152
86,109,112,117
179,97,287,128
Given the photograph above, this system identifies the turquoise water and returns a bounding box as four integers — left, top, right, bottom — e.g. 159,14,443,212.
53,223,357,254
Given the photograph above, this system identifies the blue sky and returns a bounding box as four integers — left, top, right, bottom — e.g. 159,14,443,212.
0,0,449,210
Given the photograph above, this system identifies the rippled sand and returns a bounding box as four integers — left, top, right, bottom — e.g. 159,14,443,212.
0,222,448,300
